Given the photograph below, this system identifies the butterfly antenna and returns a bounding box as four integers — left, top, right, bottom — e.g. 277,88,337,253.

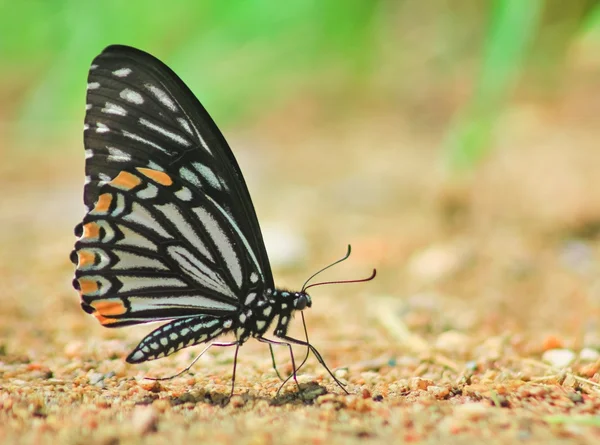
301,245,352,292
302,269,376,293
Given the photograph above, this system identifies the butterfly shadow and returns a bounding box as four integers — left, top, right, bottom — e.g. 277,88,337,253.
161,381,330,408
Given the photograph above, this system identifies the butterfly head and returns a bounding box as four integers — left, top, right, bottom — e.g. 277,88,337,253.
293,292,312,311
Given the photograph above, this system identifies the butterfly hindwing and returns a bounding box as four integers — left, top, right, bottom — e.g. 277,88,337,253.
74,167,248,326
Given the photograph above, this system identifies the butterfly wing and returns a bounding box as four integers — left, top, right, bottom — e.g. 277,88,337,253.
73,45,273,329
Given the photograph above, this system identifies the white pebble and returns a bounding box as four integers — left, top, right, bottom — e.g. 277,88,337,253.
407,242,470,284
542,348,576,368
579,348,600,362
131,406,159,435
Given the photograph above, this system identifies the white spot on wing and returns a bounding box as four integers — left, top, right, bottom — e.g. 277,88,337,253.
145,84,177,112
192,162,221,189
137,183,158,199
102,102,127,116
244,293,256,305
96,123,110,133
192,206,242,288
112,193,126,216
177,118,193,135
107,146,132,162
179,167,201,188
120,88,144,104
139,118,190,147
85,149,93,159
113,68,132,77
87,82,100,90
98,173,112,186
175,187,193,201
123,130,169,154
147,161,165,171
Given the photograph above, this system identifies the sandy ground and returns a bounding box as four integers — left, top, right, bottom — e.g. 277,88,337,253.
2,85,600,443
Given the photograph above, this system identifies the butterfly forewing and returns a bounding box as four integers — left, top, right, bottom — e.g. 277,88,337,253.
75,45,273,330
83,45,272,284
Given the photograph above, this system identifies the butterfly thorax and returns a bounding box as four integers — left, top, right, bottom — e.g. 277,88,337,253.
233,288,312,343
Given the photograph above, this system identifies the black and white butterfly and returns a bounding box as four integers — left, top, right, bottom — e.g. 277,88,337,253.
71,45,374,396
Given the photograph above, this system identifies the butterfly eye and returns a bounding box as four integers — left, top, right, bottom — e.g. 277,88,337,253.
294,293,311,310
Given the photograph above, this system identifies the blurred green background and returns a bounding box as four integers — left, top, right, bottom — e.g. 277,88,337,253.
2,0,599,173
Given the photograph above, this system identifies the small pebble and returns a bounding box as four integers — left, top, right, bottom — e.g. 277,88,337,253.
131,406,158,435
567,392,584,404
88,372,104,386
542,349,576,368
407,243,467,283
453,402,491,420
64,341,85,358
542,335,563,351
434,330,472,356
579,347,600,362
427,385,450,399
229,395,245,408
410,377,434,391
465,361,478,371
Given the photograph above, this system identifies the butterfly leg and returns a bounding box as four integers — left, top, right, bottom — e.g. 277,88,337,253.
229,342,241,398
277,335,349,394
145,341,239,384
268,344,285,381
271,313,312,388
257,337,301,395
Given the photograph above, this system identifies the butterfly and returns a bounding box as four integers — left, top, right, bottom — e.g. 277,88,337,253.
71,45,375,397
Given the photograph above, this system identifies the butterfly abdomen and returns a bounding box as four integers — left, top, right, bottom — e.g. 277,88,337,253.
126,315,234,363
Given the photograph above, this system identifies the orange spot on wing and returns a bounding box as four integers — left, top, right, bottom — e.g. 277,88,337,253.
77,250,95,268
93,312,120,326
137,168,173,186
110,171,142,190
93,300,127,316
82,222,100,240
78,278,98,295
93,193,113,214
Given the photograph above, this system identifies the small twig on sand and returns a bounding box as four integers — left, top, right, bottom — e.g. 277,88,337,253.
517,357,600,390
